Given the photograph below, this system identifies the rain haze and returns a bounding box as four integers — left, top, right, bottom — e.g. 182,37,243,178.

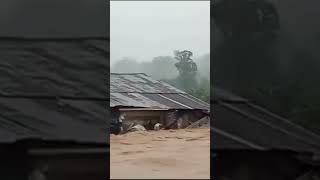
110,1,210,64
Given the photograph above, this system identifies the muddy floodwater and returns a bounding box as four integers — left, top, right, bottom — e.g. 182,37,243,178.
110,128,210,179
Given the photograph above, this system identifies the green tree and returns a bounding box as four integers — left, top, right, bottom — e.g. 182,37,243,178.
173,50,198,92
163,50,210,102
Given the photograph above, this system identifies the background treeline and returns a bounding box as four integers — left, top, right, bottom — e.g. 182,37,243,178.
212,0,320,134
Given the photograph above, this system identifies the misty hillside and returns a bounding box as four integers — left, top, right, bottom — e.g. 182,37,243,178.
111,53,210,81
111,53,210,102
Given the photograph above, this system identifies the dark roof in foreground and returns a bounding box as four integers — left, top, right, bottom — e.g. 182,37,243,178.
212,87,320,157
110,73,210,111
0,38,108,145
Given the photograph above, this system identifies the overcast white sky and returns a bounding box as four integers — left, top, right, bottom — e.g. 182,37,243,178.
111,1,210,64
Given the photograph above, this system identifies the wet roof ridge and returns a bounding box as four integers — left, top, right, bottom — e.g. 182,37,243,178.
111,73,148,76
0,36,109,41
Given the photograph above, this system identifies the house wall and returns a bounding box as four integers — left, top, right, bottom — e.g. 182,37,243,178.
165,110,209,129
29,153,108,180
120,110,165,130
0,148,28,180
296,169,320,180
120,109,209,130
212,151,312,180
0,146,108,180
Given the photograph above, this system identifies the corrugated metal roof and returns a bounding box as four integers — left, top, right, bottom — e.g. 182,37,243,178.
212,87,248,102
0,98,107,144
0,38,108,98
0,38,108,145
110,73,210,110
212,88,320,154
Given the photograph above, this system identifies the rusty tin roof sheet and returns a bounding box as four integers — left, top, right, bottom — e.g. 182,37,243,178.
110,73,209,111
